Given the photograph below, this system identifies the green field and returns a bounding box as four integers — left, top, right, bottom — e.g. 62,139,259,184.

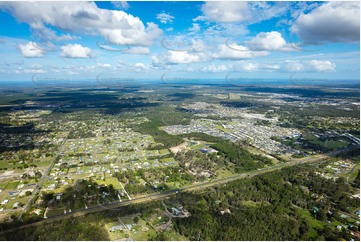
96,177,122,190
4,181,19,190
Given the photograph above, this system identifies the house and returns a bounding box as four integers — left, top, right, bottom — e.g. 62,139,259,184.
171,207,181,215
110,225,123,232
220,208,231,215
1,200,9,205
8,191,18,196
199,148,217,154
56,193,63,200
313,206,319,213
12,202,20,209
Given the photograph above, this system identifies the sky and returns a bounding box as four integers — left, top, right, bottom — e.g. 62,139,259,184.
0,1,359,84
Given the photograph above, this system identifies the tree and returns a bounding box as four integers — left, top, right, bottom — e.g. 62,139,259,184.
133,216,139,224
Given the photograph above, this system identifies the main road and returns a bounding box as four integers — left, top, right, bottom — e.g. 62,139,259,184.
0,145,358,236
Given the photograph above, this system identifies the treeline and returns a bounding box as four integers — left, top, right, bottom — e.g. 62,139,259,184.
210,140,273,172
180,132,225,143
133,120,183,148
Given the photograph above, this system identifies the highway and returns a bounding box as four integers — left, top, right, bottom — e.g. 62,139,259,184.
0,144,358,236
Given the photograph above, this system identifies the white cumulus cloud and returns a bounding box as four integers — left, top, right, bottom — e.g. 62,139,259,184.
134,62,150,72
0,2,162,46
18,42,44,57
199,1,249,23
152,50,210,65
285,60,336,72
124,46,150,55
196,1,289,24
60,44,92,58
291,1,360,43
213,43,269,60
202,64,229,72
247,31,292,51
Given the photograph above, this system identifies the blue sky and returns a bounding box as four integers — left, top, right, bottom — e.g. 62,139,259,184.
0,1,359,83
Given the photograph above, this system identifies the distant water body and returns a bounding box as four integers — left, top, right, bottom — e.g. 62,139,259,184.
0,79,359,89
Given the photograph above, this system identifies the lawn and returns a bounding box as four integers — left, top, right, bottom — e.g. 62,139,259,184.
105,221,126,241
4,181,19,190
159,149,169,155
0,161,15,170
0,181,9,190
46,207,66,217
240,200,270,207
323,140,351,150
96,177,122,190
347,164,360,183
161,157,175,163
34,158,53,167
296,207,325,239
215,167,235,178
161,229,189,241
0,191,8,201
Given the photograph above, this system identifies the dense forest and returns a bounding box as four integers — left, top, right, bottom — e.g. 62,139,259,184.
210,140,273,172
171,165,359,241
